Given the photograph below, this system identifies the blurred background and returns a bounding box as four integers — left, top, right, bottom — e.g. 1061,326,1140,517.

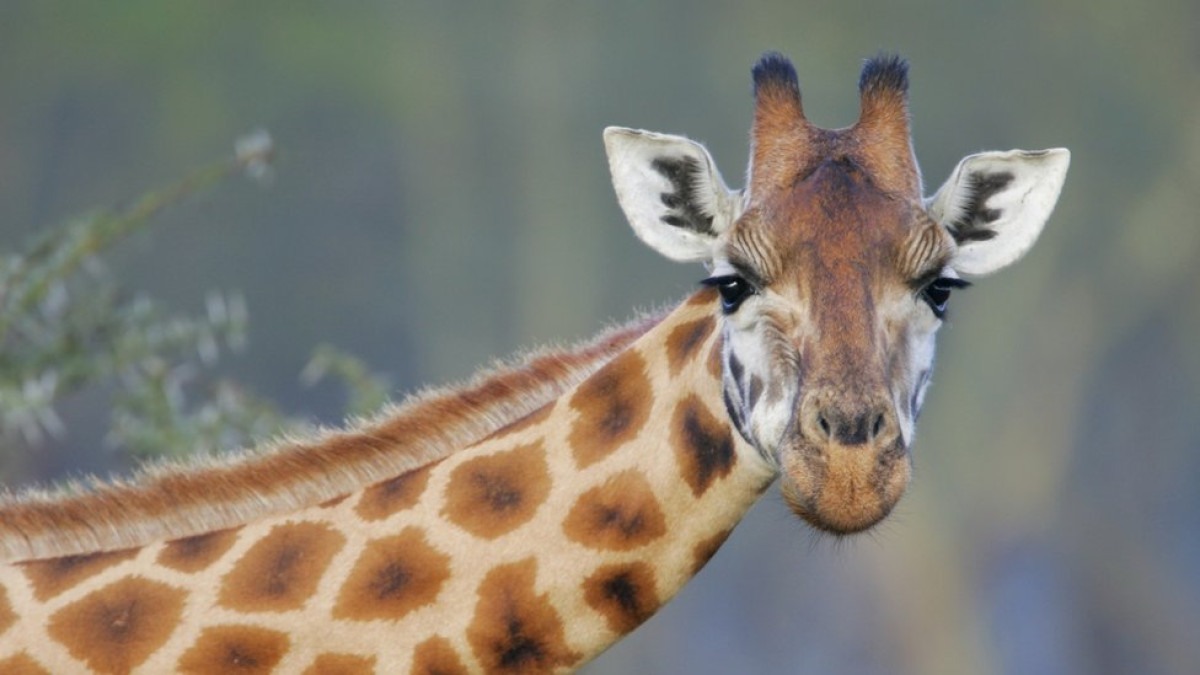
1,2,1197,673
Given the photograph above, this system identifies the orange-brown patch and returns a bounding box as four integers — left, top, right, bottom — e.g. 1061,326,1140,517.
158,528,241,574
567,350,652,468
218,521,345,613
685,286,719,307
0,652,51,675
20,548,139,602
302,653,376,674
411,636,469,675
46,576,185,674
479,402,554,444
666,316,716,377
356,464,435,522
176,624,289,674
582,562,660,634
332,526,451,622
319,494,350,509
441,442,551,539
671,395,736,497
466,558,581,672
706,336,723,380
690,528,733,576
563,471,667,551
0,584,15,636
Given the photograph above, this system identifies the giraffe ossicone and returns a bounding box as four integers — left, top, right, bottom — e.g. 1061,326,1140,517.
0,52,1067,673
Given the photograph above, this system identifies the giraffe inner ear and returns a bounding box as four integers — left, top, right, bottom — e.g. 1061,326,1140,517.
926,148,1070,275
604,127,741,263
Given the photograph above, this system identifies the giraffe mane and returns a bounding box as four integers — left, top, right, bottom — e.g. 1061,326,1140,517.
0,309,668,562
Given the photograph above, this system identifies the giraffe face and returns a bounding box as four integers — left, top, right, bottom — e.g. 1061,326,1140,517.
605,53,1068,534
710,169,947,534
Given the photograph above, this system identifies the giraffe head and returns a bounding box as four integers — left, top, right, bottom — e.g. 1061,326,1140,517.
604,53,1068,534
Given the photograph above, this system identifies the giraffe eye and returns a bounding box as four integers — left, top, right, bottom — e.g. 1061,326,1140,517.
701,274,755,313
921,276,971,319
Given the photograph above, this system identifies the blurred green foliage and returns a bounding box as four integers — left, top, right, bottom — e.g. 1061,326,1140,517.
0,135,387,462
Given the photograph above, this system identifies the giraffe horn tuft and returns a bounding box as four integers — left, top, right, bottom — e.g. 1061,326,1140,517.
854,53,920,195
752,52,802,105
857,53,909,100
749,52,811,195
855,53,912,142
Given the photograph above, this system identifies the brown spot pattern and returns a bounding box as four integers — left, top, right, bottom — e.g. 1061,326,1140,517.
356,464,434,522
672,395,736,497
218,521,345,613
690,528,734,576
333,526,451,622
0,653,51,675
319,494,350,509
706,337,723,380
302,653,377,674
563,470,667,551
567,350,652,468
467,558,581,673
441,442,551,539
46,576,185,674
20,548,138,602
177,624,289,674
158,528,241,574
686,286,719,307
583,562,660,634
411,636,469,675
666,317,715,376
0,584,15,637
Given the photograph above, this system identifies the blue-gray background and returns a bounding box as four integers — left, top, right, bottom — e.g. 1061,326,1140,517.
1,3,1197,673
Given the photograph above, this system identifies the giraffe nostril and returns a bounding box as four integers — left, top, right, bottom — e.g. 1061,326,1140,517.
871,413,886,439
817,414,831,438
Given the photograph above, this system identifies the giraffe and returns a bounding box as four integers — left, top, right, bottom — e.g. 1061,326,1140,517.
0,53,1068,673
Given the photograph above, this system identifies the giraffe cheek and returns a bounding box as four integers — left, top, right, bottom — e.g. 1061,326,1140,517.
744,395,794,459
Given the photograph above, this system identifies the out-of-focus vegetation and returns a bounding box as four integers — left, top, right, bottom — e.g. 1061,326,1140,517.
0,2,1196,674
0,133,387,466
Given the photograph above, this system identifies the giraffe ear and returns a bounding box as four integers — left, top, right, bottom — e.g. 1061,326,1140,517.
927,148,1070,275
604,127,741,262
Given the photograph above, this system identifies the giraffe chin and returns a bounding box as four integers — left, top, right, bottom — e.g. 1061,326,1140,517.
777,439,912,535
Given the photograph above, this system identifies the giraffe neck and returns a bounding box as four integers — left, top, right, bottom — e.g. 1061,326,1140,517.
0,289,777,673
421,288,777,668
0,310,659,562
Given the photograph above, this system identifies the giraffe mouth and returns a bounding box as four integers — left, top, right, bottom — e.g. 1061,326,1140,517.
776,436,911,535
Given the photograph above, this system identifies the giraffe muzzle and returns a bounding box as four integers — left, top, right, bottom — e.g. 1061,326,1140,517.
778,393,911,534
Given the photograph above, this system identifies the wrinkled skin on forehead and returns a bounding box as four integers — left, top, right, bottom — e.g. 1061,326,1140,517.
604,51,1069,535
